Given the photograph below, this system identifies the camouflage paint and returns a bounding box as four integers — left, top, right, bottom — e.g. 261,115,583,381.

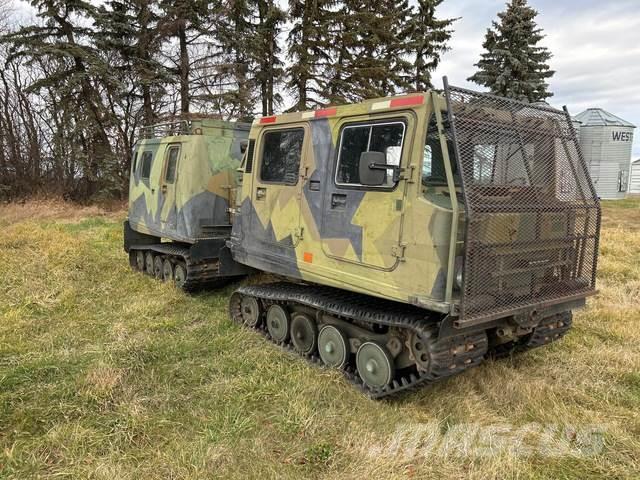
128,119,249,243
230,93,458,313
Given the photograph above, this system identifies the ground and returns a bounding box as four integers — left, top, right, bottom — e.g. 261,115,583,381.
0,199,638,479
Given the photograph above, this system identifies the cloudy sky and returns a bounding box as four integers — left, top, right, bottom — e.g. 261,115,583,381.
434,0,640,157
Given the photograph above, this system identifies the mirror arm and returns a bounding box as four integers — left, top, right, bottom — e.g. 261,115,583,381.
368,163,405,182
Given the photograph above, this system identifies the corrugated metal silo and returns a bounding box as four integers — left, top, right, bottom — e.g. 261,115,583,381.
630,159,640,195
574,108,636,199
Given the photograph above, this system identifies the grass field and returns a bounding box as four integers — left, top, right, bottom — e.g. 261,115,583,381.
1,199,639,479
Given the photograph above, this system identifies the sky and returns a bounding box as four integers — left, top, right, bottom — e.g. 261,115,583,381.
433,0,640,158
9,0,640,158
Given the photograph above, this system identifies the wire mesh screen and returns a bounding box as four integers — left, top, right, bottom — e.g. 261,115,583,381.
444,85,601,323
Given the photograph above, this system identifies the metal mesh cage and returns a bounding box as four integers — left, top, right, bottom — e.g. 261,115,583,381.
444,84,601,324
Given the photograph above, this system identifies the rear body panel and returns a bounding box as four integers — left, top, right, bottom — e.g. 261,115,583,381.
444,85,600,325
127,119,249,244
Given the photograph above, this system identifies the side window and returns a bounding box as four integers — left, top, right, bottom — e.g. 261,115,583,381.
165,145,180,184
132,151,138,174
473,144,496,183
336,122,405,187
422,116,459,187
140,151,153,179
245,139,255,173
260,129,304,184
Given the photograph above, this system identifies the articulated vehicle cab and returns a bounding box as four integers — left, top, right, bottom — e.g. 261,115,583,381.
229,80,601,397
125,117,252,290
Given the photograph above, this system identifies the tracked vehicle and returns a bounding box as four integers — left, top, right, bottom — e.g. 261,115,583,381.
124,117,252,290
228,80,601,398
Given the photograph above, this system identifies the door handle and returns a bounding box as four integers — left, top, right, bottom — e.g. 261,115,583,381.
256,187,266,200
331,193,347,208
161,184,168,194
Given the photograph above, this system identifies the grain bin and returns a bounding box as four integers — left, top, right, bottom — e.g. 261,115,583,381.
574,108,636,199
630,159,640,195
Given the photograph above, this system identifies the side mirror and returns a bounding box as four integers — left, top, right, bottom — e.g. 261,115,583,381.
239,139,248,154
359,151,387,186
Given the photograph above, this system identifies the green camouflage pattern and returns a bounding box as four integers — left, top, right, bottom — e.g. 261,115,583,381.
128,119,249,243
230,93,459,313
229,90,598,318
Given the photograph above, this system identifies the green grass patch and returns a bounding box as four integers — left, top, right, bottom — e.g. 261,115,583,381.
1,200,639,478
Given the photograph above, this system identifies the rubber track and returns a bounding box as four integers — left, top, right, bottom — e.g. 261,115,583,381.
231,282,488,399
131,243,226,291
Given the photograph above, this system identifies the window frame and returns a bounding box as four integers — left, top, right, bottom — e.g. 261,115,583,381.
258,127,306,186
132,151,139,174
163,143,181,185
245,139,256,174
422,115,461,188
334,118,407,191
140,150,154,179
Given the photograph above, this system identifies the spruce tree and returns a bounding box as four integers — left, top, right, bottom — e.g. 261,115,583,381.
157,0,211,114
405,0,456,91
327,0,413,104
468,0,554,102
253,0,285,115
3,0,117,196
97,0,168,125
287,0,334,110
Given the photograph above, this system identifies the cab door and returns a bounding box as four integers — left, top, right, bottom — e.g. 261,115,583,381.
321,116,412,270
159,143,181,232
250,124,308,252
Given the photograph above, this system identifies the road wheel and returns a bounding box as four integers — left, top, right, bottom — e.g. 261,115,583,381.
129,250,139,270
162,258,174,282
144,251,155,276
240,295,262,327
266,304,290,343
318,325,349,369
356,342,395,389
136,251,145,271
291,313,317,355
174,262,187,289
153,255,164,280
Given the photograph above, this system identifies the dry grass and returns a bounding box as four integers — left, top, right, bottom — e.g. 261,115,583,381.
0,199,639,479
0,198,125,227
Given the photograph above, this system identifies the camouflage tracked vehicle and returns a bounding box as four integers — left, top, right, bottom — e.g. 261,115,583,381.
124,117,253,290
228,79,601,398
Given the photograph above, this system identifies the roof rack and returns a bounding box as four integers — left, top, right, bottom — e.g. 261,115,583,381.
138,114,228,139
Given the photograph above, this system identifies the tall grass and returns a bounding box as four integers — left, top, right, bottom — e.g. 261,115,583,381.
0,200,638,479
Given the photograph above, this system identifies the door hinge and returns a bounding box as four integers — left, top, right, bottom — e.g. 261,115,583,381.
404,165,416,184
392,243,407,261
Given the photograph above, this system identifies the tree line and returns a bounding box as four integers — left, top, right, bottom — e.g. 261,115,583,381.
0,0,552,201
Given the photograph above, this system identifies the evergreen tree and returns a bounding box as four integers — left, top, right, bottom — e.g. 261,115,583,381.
468,0,554,102
287,0,335,110
405,0,456,91
97,0,168,125
4,0,117,197
326,0,412,104
157,0,211,114
253,0,285,115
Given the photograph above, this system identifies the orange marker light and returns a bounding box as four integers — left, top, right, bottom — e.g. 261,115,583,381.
390,96,424,108
303,252,313,263
315,108,337,118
